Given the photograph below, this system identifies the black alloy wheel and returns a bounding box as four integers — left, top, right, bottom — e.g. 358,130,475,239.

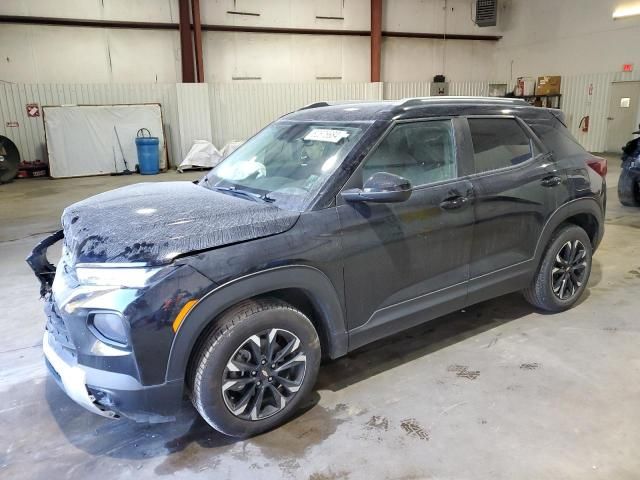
551,240,588,301
222,328,307,421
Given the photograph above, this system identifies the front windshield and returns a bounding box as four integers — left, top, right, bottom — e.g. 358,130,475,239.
201,120,370,211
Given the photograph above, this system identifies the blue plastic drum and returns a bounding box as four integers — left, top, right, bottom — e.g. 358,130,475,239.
135,128,160,175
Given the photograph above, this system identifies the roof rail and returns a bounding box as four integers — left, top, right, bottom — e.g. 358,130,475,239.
298,102,331,111
297,100,375,111
393,96,528,111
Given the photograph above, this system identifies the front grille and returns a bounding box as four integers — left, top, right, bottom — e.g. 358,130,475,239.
45,300,76,354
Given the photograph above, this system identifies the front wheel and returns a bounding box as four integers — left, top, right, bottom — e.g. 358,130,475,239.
618,167,640,207
190,298,321,438
523,224,592,312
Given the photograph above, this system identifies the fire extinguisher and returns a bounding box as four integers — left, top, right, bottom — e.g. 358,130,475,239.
579,115,590,132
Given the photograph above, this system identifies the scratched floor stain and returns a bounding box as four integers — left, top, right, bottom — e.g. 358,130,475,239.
520,363,541,370
447,364,481,380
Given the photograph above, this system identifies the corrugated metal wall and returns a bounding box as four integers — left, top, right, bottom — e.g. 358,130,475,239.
3,75,638,170
0,83,180,166
208,82,384,148
383,81,506,99
560,72,640,152
383,82,431,100
176,84,212,161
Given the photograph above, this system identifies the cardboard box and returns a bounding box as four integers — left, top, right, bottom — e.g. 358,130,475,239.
536,76,561,96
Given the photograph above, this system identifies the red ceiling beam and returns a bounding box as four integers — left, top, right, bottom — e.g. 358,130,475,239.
178,0,195,83
0,16,502,41
191,0,205,82
370,0,382,82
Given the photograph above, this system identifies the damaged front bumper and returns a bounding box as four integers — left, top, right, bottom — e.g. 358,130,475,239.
43,330,118,418
26,229,63,297
28,230,192,423
43,327,183,422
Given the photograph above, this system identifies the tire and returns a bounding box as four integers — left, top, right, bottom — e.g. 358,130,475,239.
523,224,592,312
190,297,321,438
618,168,640,207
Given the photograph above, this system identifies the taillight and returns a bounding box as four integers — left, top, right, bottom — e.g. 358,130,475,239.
586,157,607,177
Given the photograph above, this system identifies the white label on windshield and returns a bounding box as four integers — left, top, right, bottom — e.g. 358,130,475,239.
304,129,350,143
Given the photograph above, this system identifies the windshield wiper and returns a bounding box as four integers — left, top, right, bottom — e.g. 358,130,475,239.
211,186,275,204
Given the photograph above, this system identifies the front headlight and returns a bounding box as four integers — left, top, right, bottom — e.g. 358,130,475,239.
75,264,165,288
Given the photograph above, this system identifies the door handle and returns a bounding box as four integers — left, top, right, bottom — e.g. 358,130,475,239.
440,195,469,210
541,175,562,187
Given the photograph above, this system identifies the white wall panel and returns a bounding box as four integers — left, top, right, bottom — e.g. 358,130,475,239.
383,81,431,100
203,32,371,83
383,81,502,99
0,0,178,22
383,0,502,35
560,72,640,153
381,38,498,82
496,0,640,80
199,0,370,30
0,25,180,84
176,84,212,161
208,82,383,147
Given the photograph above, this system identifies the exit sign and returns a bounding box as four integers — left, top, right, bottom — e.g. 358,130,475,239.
623,63,634,72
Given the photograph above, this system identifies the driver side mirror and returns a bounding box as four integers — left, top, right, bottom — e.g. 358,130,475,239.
341,172,412,203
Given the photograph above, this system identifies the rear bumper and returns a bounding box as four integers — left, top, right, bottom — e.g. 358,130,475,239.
43,331,183,422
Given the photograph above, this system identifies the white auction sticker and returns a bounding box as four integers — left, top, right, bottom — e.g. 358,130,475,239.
304,129,350,143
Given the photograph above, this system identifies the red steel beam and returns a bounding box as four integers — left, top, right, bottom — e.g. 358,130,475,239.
0,16,502,40
178,0,195,83
370,0,382,82
191,0,205,82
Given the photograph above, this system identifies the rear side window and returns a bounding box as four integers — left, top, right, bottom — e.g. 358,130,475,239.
529,120,587,158
468,118,533,173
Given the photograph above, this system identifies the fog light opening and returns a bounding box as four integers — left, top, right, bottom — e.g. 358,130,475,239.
89,311,128,346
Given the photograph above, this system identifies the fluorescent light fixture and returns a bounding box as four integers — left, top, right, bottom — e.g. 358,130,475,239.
613,4,640,18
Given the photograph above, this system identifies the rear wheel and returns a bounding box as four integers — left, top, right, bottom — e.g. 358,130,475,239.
618,168,640,207
523,224,592,312
190,298,321,438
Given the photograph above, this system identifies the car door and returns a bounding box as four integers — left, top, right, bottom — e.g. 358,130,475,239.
336,118,475,349
464,116,563,304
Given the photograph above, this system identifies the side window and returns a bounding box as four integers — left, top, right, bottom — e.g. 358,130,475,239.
529,121,587,158
468,118,534,173
361,120,457,187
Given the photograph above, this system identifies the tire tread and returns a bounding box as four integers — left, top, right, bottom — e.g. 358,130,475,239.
190,297,309,435
523,224,591,312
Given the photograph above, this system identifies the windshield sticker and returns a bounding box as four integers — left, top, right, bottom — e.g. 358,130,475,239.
304,129,350,143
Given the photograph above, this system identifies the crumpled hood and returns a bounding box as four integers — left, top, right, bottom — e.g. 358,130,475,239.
61,181,299,265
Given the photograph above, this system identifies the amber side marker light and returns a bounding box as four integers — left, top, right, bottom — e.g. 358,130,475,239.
172,299,198,333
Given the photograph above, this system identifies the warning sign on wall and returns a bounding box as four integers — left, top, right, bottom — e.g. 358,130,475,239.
26,104,40,117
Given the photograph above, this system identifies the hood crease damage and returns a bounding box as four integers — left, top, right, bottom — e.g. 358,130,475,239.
61,182,300,265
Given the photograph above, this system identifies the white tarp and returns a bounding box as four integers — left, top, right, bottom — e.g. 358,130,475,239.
178,140,243,172
43,104,167,178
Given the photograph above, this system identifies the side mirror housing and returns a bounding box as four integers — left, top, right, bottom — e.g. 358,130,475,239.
341,172,412,203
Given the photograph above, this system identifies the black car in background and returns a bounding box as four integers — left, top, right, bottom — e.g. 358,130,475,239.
29,97,606,438
618,126,640,206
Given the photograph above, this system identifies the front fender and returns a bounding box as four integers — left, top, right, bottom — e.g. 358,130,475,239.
165,265,347,383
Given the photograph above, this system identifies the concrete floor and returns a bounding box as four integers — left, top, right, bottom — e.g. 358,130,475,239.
1,159,639,480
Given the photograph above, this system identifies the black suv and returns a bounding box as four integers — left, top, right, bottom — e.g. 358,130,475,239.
29,97,606,437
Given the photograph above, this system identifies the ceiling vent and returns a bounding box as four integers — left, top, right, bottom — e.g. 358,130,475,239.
475,0,498,27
